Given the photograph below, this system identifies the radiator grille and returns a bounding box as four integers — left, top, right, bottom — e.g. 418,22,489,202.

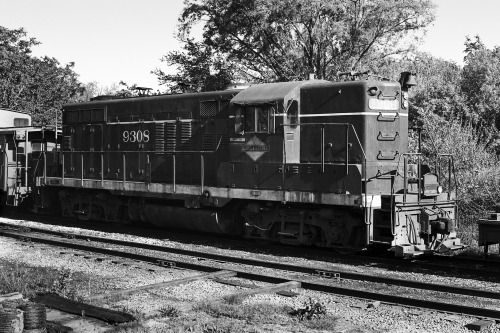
63,136,72,151
200,101,218,118
180,122,192,150
220,100,229,113
155,123,165,153
91,108,105,122
66,111,79,123
203,134,214,151
80,109,91,123
216,134,228,151
165,123,176,151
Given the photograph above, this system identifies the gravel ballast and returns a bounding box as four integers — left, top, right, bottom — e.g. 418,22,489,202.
1,217,500,332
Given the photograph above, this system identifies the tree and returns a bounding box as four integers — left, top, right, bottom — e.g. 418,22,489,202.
80,81,121,101
0,26,83,125
154,39,236,92
166,0,435,83
460,36,500,143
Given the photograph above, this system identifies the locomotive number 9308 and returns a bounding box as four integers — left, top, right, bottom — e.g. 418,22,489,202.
122,130,150,143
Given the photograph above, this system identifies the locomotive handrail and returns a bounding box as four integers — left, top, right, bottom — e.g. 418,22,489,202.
281,122,367,176
391,152,457,235
59,150,219,154
281,122,369,230
281,123,367,160
391,152,422,236
436,153,459,229
436,154,457,201
60,149,213,195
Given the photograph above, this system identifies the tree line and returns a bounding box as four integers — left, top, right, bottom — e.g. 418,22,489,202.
2,0,500,236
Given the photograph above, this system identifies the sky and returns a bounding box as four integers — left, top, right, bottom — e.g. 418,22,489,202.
1,0,500,92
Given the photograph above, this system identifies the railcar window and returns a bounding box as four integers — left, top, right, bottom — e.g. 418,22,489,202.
286,100,298,127
257,107,269,132
32,142,42,152
13,118,29,127
234,105,271,134
235,107,244,135
245,107,256,132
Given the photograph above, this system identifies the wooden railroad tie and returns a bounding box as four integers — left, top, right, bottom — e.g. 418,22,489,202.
86,270,237,301
466,319,495,331
213,278,299,297
223,281,301,299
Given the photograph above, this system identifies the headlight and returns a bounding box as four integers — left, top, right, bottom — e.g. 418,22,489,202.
437,185,443,194
401,91,409,109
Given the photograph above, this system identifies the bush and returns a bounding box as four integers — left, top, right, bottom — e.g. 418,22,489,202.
289,298,327,321
416,110,500,249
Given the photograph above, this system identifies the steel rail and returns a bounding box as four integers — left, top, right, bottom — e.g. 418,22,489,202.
1,228,500,301
1,220,499,281
2,229,500,320
3,217,499,274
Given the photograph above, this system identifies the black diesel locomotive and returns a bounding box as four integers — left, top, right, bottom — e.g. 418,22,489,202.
3,73,466,257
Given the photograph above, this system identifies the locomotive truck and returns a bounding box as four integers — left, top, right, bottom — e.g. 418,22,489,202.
0,73,466,257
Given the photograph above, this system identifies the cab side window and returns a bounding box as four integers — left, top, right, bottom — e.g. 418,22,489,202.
234,104,272,134
245,107,256,132
256,106,269,132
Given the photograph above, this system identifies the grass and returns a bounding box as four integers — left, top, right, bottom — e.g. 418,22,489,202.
194,298,290,324
158,304,181,318
0,260,86,300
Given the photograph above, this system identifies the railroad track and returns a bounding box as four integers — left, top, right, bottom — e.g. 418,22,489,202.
2,217,499,281
2,225,500,321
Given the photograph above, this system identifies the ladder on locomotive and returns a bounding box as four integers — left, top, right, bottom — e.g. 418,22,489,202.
5,130,29,206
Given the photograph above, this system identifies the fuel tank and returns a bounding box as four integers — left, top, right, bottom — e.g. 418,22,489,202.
144,204,242,235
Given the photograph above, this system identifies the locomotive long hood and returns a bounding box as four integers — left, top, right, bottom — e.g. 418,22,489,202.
230,80,328,105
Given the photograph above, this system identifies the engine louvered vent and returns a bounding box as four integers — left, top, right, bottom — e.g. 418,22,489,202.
63,136,72,151
80,109,91,123
66,111,79,123
180,122,192,150
91,108,105,122
220,100,229,113
165,122,176,151
200,101,218,118
155,123,165,153
216,134,228,151
203,134,215,151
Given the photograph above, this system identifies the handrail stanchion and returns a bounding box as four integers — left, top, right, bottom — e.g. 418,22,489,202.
122,153,126,185
403,155,407,202
43,151,47,184
320,125,325,173
201,153,204,193
173,153,176,193
101,153,104,188
448,156,452,201
62,153,65,183
417,155,421,203
345,124,349,175
80,153,84,187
